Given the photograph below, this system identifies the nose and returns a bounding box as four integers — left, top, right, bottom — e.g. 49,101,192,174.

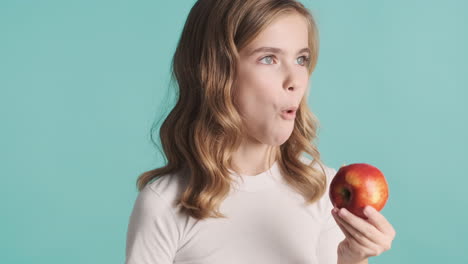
282,64,302,93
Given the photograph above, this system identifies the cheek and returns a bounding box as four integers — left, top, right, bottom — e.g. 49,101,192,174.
236,76,277,116
238,67,278,98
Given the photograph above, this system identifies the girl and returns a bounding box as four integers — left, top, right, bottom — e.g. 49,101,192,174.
125,0,396,263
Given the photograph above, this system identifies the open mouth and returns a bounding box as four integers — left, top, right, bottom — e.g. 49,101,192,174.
282,109,296,114
281,109,296,120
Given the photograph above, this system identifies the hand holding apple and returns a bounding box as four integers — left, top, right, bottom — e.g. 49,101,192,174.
329,163,389,219
331,205,396,263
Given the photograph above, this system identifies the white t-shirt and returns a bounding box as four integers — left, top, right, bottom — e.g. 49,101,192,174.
125,156,345,264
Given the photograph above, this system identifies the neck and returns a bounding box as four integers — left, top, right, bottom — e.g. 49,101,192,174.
230,136,278,176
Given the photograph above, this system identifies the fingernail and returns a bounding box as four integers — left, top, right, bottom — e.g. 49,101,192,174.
332,208,338,214
364,206,373,216
339,208,347,217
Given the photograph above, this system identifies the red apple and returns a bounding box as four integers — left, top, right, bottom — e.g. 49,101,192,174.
329,163,389,219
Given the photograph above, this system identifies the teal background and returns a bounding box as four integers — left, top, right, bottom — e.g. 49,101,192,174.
1,0,467,263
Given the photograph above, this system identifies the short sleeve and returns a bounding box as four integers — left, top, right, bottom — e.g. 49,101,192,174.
316,167,346,264
125,185,180,264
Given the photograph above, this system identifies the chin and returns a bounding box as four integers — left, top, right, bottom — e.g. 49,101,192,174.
253,127,293,146
270,133,293,146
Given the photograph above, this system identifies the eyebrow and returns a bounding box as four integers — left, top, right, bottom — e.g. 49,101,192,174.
248,46,311,56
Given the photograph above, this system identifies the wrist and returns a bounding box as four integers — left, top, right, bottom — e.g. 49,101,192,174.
337,256,368,264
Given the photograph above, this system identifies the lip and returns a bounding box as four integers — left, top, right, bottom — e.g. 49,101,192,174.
280,110,296,120
281,106,298,112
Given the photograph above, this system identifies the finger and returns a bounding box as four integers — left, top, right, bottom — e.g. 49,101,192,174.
338,208,385,243
333,210,389,257
333,209,376,249
363,206,396,237
331,209,353,239
340,236,383,259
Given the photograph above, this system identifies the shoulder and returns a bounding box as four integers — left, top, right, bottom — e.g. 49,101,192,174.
142,169,189,211
127,173,185,263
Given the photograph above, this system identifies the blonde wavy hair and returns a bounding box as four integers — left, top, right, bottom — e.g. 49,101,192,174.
137,0,327,220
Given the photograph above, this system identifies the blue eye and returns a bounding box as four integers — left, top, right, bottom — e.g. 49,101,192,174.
259,55,310,66
259,55,274,64
297,56,310,66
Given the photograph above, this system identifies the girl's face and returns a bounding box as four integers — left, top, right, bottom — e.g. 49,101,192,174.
234,12,310,146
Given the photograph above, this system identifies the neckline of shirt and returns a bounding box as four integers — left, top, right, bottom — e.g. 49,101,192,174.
228,160,281,192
